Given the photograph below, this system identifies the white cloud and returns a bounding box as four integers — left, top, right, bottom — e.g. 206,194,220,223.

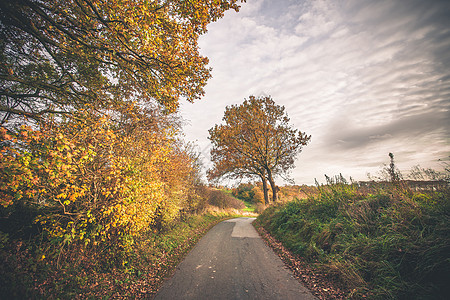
181,0,450,185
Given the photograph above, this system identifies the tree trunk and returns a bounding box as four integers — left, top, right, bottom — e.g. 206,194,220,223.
266,168,278,202
259,174,269,205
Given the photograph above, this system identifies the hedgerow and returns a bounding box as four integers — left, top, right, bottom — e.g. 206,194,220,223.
258,179,449,299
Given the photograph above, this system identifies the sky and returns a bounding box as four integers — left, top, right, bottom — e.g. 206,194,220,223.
180,0,450,186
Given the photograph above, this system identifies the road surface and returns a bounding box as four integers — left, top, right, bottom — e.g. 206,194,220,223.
154,217,316,300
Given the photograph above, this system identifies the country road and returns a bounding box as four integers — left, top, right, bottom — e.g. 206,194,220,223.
154,217,316,300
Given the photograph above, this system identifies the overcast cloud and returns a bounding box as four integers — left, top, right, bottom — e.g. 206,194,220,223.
180,0,450,185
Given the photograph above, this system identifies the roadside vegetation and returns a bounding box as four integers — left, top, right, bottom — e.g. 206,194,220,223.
257,172,449,299
0,0,246,298
230,182,318,214
242,200,256,213
0,188,244,298
2,1,447,298
208,189,246,210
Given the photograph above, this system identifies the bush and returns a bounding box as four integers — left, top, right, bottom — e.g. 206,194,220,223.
0,106,209,269
208,190,246,210
232,183,256,202
258,181,450,299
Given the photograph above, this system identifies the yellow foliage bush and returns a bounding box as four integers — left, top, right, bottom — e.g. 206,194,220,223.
0,105,205,260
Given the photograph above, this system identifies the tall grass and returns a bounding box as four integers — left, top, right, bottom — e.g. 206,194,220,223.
258,179,449,299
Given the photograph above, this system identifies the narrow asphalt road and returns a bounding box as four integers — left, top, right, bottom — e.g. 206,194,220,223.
154,217,316,300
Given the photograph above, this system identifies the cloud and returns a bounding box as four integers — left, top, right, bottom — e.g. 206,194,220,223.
325,111,449,149
181,0,450,185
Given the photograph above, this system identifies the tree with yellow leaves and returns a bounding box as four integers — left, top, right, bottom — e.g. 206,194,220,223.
0,0,246,263
0,0,245,122
208,95,311,204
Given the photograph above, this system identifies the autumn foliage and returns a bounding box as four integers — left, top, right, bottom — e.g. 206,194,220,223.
208,95,310,204
1,105,206,261
0,0,249,296
0,0,244,120
0,1,247,290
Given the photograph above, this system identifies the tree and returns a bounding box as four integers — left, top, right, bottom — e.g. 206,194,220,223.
208,95,311,204
387,152,402,182
0,0,247,268
0,0,244,124
251,185,265,204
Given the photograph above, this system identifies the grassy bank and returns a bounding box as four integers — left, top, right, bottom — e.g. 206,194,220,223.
257,183,449,299
242,200,256,212
1,210,238,299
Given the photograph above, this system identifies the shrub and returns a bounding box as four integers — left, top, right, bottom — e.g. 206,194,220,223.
0,106,208,266
208,190,246,210
258,181,450,299
232,183,256,202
